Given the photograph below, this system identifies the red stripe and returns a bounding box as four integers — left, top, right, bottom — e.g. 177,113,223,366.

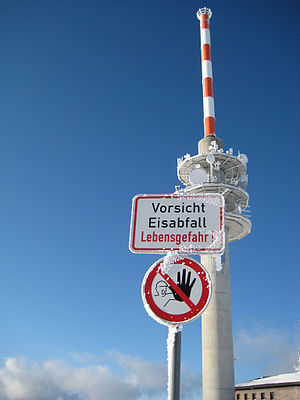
220,207,223,230
158,270,196,311
201,14,209,29
204,117,216,136
202,44,211,61
203,77,213,97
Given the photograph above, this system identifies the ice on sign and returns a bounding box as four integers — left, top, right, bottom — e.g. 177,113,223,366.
129,194,224,254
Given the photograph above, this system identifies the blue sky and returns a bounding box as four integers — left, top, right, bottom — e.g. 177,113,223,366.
0,0,299,399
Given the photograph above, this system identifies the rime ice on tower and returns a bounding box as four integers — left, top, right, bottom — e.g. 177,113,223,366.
176,7,251,400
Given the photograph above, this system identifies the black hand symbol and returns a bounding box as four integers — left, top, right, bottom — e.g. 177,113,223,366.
169,269,196,302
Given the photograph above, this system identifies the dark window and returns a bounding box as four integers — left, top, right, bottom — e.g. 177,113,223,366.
261,394,265,400
270,393,274,400
237,395,240,400
252,394,256,400
244,395,248,400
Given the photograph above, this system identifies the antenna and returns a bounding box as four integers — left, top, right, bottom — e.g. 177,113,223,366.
197,7,216,138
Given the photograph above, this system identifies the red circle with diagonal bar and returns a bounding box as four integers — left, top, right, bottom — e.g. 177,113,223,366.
142,256,212,326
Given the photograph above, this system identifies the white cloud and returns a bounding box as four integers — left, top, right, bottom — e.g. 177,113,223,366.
69,352,99,365
234,322,300,376
109,351,166,391
0,352,201,400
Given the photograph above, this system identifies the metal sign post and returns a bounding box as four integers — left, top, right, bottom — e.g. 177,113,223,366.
168,326,182,400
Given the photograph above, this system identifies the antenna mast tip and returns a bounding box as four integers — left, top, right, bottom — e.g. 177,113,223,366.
197,7,212,20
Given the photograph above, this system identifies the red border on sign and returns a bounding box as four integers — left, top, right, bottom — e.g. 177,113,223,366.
130,194,224,253
143,257,211,324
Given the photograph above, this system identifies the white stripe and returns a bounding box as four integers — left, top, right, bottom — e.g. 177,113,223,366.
200,28,210,45
203,97,215,118
202,60,213,79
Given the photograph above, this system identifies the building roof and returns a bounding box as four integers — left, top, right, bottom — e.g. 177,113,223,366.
236,371,300,389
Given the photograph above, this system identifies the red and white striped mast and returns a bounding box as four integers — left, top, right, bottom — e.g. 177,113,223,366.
197,7,216,138
195,7,222,155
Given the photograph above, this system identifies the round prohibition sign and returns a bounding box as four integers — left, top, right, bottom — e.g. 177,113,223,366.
142,256,212,326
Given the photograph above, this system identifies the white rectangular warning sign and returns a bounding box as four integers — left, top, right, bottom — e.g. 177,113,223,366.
129,193,224,254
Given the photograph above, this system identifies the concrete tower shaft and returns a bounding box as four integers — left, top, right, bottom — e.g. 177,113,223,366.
201,235,235,400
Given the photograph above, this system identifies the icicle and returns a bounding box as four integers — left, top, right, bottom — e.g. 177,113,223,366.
214,254,222,271
160,251,184,275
